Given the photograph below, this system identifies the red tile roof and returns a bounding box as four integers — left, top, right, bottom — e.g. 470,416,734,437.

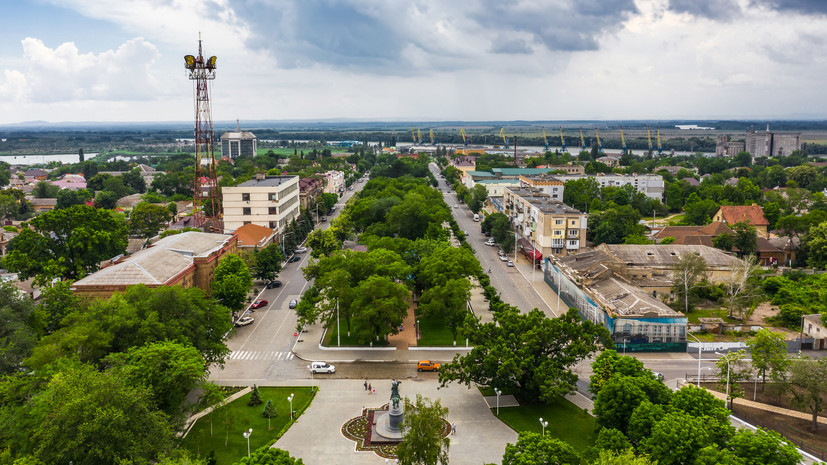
716,205,769,226
234,223,275,247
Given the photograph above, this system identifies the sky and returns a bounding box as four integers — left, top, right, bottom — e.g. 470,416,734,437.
1,0,827,124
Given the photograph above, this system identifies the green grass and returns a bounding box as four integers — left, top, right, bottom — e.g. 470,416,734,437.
321,321,388,347
494,396,597,451
256,147,299,156
181,387,315,465
667,214,686,225
415,312,456,346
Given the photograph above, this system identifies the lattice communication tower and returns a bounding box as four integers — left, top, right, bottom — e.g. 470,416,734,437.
184,38,222,232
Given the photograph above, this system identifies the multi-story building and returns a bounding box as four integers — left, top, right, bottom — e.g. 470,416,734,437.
745,125,801,158
220,123,257,160
299,177,325,210
222,174,300,234
503,187,588,256
323,170,345,195
715,135,746,157
555,173,664,200
518,173,565,201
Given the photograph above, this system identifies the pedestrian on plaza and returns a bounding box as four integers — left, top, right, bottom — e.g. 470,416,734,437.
372,387,376,395
364,380,368,390
368,383,372,394
451,422,456,435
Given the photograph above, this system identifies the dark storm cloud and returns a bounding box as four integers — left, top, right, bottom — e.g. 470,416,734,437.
757,0,827,14
227,0,638,71
668,0,741,19
470,0,639,52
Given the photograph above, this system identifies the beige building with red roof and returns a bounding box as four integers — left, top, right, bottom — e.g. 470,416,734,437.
711,205,770,237
234,223,276,249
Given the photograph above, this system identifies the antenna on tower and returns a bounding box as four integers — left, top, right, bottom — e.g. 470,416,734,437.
184,37,222,233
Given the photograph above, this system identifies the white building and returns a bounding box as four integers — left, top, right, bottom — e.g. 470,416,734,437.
222,174,300,234
556,173,664,200
324,170,345,195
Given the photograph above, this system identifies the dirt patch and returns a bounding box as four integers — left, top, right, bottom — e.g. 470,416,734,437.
745,302,799,340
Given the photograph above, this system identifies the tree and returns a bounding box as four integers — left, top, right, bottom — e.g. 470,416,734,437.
591,449,654,465
94,189,120,209
248,384,263,406
211,254,253,311
232,447,304,465
713,232,734,251
305,228,340,258
252,244,283,281
593,375,672,434
262,399,276,430
128,201,171,238
122,168,147,193
502,432,579,465
29,362,172,464
468,184,488,214
0,281,39,375
731,221,758,257
588,349,647,396
715,350,752,409
104,340,206,418
672,252,707,313
417,278,471,343
788,356,827,431
32,181,59,199
723,255,761,320
4,205,128,283
439,308,609,403
563,178,601,212
588,205,644,245
396,394,449,465
745,329,789,390
640,411,713,465
805,221,827,269
37,280,80,334
727,427,801,465
350,275,409,344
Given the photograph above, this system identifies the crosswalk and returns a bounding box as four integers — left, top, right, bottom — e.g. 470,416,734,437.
228,350,295,361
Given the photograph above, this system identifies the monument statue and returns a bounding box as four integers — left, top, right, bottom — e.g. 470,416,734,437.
390,380,402,409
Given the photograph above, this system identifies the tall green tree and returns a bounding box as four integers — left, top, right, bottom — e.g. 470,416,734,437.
350,275,409,344
232,447,304,465
418,278,472,343
788,356,827,431
128,202,172,238
0,281,40,375
588,349,647,396
640,411,714,465
211,254,253,311
305,228,341,258
805,221,827,269
502,432,579,465
252,243,283,281
745,329,789,390
439,308,609,403
715,350,752,410
4,205,128,283
723,255,761,320
731,221,758,257
397,394,450,465
593,375,672,434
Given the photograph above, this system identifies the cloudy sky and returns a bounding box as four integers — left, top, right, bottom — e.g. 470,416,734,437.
1,0,826,124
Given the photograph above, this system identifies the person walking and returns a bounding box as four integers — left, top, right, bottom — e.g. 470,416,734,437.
451,422,456,435
364,380,368,391
368,383,372,394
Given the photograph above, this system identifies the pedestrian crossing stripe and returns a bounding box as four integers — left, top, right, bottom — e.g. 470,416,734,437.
228,351,295,361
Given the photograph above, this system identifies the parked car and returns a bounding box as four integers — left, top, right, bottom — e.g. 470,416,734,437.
251,299,268,309
289,299,298,309
288,256,301,263
485,238,496,246
417,360,440,372
266,280,282,289
499,255,509,262
234,316,254,327
295,246,307,253
506,260,514,267
309,361,335,374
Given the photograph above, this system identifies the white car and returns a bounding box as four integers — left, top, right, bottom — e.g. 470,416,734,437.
499,254,509,262
506,260,514,267
295,246,307,253
234,316,254,327
310,362,335,374
485,239,496,246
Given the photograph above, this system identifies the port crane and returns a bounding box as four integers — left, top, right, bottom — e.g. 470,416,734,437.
579,127,586,151
647,127,653,154
460,128,468,146
430,129,435,145
499,127,510,149
411,126,416,144
657,127,663,156
560,126,568,153
417,128,422,145
595,128,604,153
542,126,550,152
620,126,628,155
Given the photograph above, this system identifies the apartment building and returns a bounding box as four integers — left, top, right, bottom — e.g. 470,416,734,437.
222,174,300,234
504,187,588,256
323,170,345,195
555,173,664,200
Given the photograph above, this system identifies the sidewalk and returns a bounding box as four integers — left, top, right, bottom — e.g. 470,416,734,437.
512,254,563,317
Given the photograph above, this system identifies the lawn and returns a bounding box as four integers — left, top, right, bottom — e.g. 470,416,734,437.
686,308,740,324
493,396,597,452
322,321,388,347
256,147,299,156
415,311,456,346
181,387,315,465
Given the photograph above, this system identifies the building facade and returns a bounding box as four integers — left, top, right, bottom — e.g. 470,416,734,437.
555,173,665,201
715,135,746,157
504,187,588,256
745,126,801,158
222,175,300,234
323,170,345,194
299,177,325,210
220,127,257,160
72,231,238,299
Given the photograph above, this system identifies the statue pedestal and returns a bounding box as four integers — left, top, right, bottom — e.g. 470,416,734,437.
370,404,404,443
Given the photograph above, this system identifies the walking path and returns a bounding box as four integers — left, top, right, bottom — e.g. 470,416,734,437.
387,302,417,349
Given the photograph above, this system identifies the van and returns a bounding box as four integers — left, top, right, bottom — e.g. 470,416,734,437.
473,214,480,222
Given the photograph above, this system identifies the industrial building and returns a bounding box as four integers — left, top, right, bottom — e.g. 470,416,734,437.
745,125,801,158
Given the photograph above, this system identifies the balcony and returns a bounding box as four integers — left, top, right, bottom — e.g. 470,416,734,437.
566,240,580,250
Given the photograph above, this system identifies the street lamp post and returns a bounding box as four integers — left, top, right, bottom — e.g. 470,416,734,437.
281,231,294,255
715,352,732,409
623,337,629,355
307,365,314,392
494,388,502,416
242,428,253,457
539,417,548,436
288,393,294,420
687,332,703,388
336,299,340,347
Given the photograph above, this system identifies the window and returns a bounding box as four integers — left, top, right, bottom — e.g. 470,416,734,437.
555,219,563,225
242,207,251,215
570,220,575,226
268,193,277,201
243,221,251,225
242,193,250,201
268,207,277,215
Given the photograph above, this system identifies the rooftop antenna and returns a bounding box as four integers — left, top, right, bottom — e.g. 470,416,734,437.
184,35,222,232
